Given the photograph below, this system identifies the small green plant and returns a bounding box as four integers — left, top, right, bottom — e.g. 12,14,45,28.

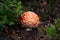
0,0,22,27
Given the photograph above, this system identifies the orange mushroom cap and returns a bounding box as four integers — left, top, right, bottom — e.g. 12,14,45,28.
20,11,40,28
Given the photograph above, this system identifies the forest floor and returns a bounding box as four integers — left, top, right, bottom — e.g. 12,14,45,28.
0,0,60,40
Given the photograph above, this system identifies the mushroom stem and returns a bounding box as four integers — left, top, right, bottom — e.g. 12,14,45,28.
25,28,32,31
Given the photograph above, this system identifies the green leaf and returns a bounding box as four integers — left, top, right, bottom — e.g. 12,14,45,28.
9,21,14,25
47,24,56,40
0,21,3,27
15,1,22,13
55,18,60,27
2,15,7,24
17,1,22,6
49,0,57,15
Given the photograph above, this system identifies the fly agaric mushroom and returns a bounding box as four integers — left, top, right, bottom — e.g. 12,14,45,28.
20,11,40,28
